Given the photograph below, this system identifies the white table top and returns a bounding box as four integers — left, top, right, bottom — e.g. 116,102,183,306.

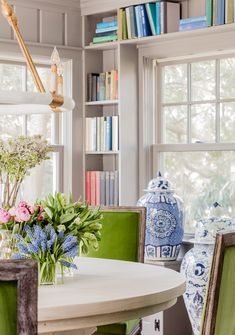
38,257,185,334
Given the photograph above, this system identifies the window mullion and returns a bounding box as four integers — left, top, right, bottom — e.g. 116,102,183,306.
187,63,191,144
216,59,220,143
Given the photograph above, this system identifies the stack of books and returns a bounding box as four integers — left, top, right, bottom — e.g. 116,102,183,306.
206,0,235,26
87,70,118,102
117,1,180,40
86,116,119,152
179,16,208,31
86,170,119,206
92,17,118,44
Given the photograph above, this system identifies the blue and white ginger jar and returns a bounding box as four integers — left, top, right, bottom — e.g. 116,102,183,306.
180,203,235,335
137,172,184,261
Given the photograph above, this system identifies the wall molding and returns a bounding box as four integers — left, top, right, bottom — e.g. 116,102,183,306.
12,0,80,12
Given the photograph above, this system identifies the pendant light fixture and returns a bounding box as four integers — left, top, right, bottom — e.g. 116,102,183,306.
0,0,75,114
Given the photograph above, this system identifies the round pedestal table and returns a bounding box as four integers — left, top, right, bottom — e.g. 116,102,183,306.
38,257,185,335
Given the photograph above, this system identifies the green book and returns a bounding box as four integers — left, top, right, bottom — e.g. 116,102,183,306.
122,9,128,40
206,0,213,26
145,3,157,35
92,35,118,44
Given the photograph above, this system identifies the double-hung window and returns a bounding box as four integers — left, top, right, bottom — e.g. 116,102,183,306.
0,61,64,203
154,54,235,233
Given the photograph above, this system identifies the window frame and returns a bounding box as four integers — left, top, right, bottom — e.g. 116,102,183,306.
154,52,235,171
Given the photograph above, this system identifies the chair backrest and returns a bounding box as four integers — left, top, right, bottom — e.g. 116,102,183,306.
85,206,146,263
0,259,38,335
201,231,235,335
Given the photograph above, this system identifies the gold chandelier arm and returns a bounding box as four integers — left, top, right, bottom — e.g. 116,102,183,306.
1,0,46,93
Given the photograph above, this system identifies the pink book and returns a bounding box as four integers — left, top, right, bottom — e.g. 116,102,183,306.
90,171,96,206
95,171,101,206
85,171,91,205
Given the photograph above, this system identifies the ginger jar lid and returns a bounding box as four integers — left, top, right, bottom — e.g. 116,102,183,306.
194,202,235,244
145,171,173,193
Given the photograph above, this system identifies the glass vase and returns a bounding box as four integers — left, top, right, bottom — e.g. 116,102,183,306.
0,229,13,259
39,261,57,285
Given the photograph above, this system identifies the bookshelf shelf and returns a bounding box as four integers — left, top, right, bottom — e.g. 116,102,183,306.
85,100,119,106
85,23,235,51
85,151,119,155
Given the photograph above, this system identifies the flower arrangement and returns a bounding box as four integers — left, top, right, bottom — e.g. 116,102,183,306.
14,224,78,284
0,135,50,208
0,193,103,284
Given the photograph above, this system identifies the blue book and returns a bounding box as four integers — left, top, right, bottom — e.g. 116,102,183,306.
95,26,118,34
145,3,157,35
179,21,208,31
140,4,151,37
106,116,112,151
217,0,225,24
180,16,207,24
135,5,143,37
156,2,161,35
97,20,118,29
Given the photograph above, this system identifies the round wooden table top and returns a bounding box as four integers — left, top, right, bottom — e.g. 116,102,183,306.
38,257,185,334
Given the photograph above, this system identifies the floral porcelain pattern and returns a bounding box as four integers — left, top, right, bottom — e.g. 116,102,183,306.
181,204,235,335
137,172,184,261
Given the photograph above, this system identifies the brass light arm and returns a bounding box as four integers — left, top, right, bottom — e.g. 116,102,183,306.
1,0,64,111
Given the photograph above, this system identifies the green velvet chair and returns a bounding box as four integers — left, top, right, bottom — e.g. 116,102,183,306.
85,206,146,335
0,259,38,335
201,231,235,335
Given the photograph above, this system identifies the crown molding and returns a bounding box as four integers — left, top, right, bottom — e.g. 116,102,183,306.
12,0,80,12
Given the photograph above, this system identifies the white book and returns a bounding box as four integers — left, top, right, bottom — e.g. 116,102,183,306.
103,117,107,152
100,116,105,151
96,117,101,152
91,117,97,151
112,116,119,151
85,118,89,151
86,118,93,152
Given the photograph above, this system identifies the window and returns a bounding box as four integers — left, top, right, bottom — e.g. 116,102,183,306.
154,55,235,233
0,61,64,203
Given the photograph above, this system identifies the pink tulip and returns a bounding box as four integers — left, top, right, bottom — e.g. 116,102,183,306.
0,208,11,224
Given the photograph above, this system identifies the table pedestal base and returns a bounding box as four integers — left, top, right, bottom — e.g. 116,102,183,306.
43,327,97,335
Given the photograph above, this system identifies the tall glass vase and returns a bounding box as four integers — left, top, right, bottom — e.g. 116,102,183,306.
39,261,57,285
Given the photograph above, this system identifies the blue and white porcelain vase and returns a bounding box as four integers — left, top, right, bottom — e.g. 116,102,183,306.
180,203,235,335
137,172,184,261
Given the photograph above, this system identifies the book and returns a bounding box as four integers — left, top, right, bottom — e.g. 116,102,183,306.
97,20,118,29
213,0,218,25
109,171,115,205
179,21,208,31
129,6,138,38
100,171,106,205
140,4,151,37
106,116,112,151
91,117,97,151
112,70,118,100
99,72,106,100
90,171,96,206
225,0,234,23
125,7,132,39
122,9,128,39
156,2,161,35
85,171,91,205
95,171,101,205
217,0,225,24
114,171,119,206
112,116,119,151
206,0,213,26
100,116,105,151
92,35,117,44
160,1,180,34
87,73,93,101
135,5,143,37
103,117,107,152
92,74,98,101
105,171,110,205
95,26,118,34
146,2,157,35
105,71,112,100
118,8,123,40
96,117,101,152
180,16,208,24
